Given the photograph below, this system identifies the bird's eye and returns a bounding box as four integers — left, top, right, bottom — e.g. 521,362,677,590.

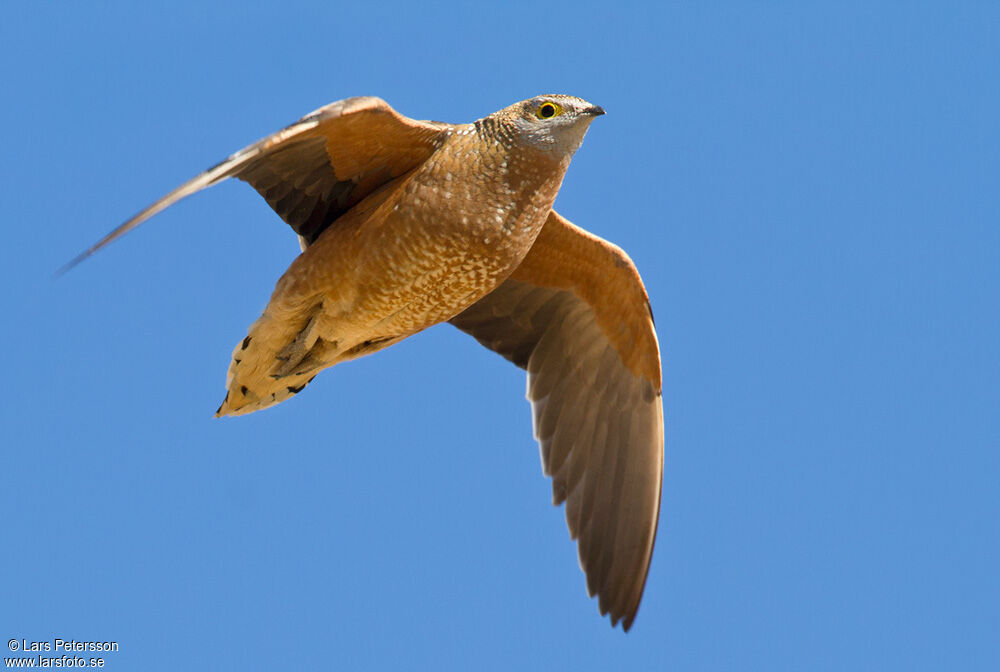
536,102,562,119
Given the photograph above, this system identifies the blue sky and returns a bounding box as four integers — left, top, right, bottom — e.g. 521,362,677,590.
2,2,998,670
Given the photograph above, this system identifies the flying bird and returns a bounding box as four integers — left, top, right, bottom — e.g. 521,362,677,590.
67,95,663,631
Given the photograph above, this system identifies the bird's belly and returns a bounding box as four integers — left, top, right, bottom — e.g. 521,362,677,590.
350,215,526,336
274,190,547,350
363,249,506,335
342,170,549,326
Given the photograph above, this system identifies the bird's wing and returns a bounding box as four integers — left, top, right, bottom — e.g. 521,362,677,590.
62,96,450,272
449,210,663,631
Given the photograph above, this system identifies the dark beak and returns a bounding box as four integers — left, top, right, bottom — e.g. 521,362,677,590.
583,105,606,117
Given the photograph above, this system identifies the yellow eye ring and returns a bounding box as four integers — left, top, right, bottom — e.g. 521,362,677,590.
536,102,563,119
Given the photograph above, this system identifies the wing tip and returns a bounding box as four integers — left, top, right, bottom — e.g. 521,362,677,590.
600,594,642,633
53,249,95,278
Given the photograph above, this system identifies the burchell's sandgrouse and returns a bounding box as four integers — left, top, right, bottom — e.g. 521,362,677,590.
66,95,663,631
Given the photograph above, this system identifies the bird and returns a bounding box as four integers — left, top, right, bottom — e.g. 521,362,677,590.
65,95,663,631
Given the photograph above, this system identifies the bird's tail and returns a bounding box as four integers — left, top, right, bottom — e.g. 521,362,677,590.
214,309,325,417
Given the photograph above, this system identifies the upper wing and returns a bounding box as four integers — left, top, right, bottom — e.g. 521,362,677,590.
450,210,663,631
61,96,450,272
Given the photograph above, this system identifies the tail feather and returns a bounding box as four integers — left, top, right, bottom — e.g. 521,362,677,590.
212,302,405,417
215,309,327,417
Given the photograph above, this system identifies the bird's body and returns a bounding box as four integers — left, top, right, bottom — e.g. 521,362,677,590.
68,95,663,631
222,114,575,415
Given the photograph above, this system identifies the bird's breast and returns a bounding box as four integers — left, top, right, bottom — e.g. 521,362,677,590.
395,132,568,266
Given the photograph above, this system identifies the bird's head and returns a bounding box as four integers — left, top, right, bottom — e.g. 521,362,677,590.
484,94,605,156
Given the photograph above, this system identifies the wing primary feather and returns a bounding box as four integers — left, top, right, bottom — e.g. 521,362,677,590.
55,160,234,276
593,404,637,617
56,115,329,276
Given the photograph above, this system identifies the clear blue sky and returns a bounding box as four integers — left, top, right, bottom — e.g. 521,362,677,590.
2,2,998,670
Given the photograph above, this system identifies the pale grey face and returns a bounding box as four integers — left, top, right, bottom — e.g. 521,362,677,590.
509,95,606,154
